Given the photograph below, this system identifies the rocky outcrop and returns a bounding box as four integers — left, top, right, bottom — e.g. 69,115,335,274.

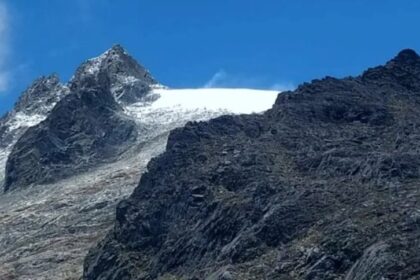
84,49,420,279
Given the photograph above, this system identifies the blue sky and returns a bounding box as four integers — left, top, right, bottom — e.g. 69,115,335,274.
0,0,420,115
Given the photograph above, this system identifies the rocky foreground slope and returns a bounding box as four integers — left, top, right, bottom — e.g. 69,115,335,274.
84,49,420,280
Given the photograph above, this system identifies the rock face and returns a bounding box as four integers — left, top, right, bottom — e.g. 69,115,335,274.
84,49,420,280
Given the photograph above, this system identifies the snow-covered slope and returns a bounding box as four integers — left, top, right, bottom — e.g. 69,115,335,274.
149,88,279,113
124,88,279,143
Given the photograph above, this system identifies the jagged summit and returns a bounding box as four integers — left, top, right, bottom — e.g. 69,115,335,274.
105,44,133,59
13,74,69,115
71,44,160,104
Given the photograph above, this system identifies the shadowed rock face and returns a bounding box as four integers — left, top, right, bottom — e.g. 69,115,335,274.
3,71,137,192
84,49,420,279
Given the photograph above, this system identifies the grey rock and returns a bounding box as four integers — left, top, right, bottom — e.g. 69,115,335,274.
344,242,394,280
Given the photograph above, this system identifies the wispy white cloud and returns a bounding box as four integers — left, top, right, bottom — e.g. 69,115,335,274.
204,69,295,92
204,69,228,88
0,0,10,93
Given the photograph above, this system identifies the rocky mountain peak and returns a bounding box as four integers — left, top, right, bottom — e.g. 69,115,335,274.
2,45,167,191
2,47,146,191
13,74,69,115
105,44,132,59
71,45,160,104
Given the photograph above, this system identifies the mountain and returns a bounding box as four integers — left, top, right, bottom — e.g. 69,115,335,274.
2,45,163,191
83,49,420,280
0,46,278,279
